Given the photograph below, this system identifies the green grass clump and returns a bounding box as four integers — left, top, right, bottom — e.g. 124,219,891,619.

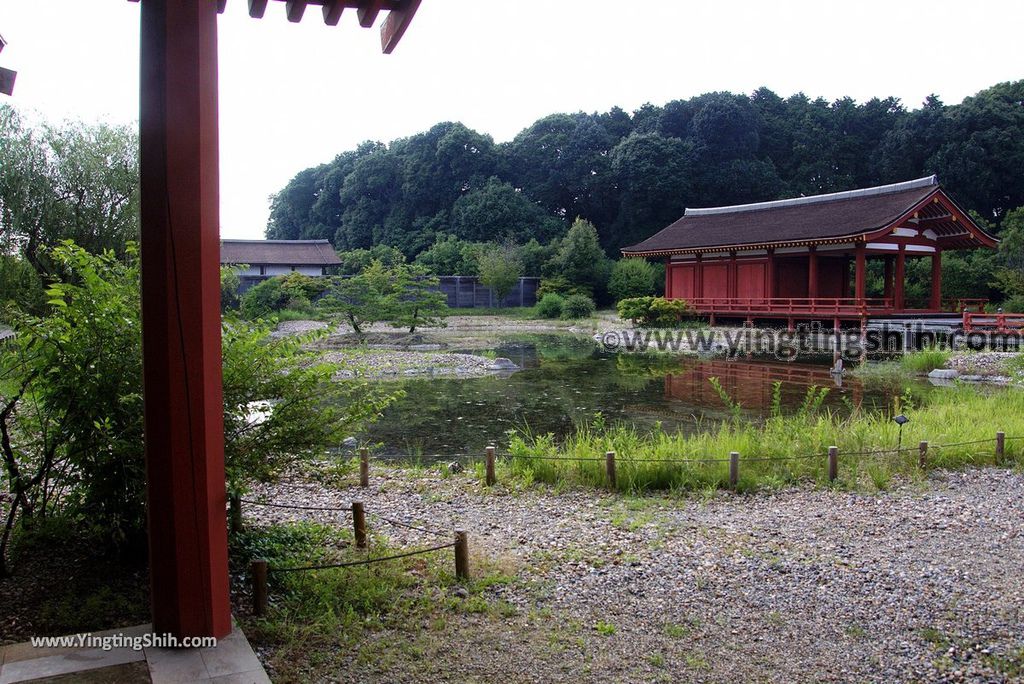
900,347,952,373
497,385,1023,494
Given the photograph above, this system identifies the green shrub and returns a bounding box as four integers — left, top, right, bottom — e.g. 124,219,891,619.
240,277,290,318
900,347,952,373
535,293,565,319
617,296,693,327
560,293,595,320
608,259,657,302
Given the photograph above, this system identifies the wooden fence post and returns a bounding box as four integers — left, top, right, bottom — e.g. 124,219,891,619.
352,501,367,549
252,559,268,617
729,452,739,490
605,451,617,490
359,447,369,488
229,493,243,534
485,446,496,486
918,441,928,470
996,431,1005,465
454,530,469,580
827,446,838,482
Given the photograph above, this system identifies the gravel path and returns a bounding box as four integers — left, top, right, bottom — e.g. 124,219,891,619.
319,349,509,378
247,467,1024,683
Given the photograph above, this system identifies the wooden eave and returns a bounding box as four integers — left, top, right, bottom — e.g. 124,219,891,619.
126,0,420,53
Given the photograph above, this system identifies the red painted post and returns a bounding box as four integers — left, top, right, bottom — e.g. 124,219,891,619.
664,257,672,299
808,246,819,301
894,244,906,312
929,250,942,311
854,243,866,305
139,0,231,639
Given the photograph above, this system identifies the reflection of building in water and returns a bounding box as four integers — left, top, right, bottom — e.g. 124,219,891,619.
664,359,863,412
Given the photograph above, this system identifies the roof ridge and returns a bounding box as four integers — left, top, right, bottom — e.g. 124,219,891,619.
684,175,938,217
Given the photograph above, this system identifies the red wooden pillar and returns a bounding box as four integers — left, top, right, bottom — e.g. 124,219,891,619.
930,249,942,311
695,253,704,300
663,257,671,299
883,256,894,301
729,250,737,300
894,244,906,311
807,246,819,301
139,0,231,639
766,247,775,304
854,242,866,304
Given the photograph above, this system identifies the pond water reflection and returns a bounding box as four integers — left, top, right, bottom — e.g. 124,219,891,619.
359,334,928,459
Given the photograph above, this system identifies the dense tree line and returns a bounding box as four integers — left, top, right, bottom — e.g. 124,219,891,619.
267,81,1024,257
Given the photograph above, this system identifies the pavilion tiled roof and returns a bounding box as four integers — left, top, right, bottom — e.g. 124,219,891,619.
621,176,994,255
220,239,341,265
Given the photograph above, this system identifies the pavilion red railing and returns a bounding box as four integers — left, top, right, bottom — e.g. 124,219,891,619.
683,297,894,317
962,311,1024,334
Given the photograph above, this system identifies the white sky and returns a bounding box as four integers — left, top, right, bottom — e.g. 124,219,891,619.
1,0,1022,239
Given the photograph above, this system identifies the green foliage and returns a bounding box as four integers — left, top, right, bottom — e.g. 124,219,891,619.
535,293,565,319
560,293,596,320
0,106,139,278
900,347,952,374
477,242,523,306
0,256,45,318
0,242,398,574
546,219,613,302
240,273,326,319
388,264,449,332
450,176,563,243
318,261,449,333
335,244,406,275
608,259,658,302
220,265,243,313
413,235,483,276
616,296,692,327
220,321,398,490
501,384,1024,494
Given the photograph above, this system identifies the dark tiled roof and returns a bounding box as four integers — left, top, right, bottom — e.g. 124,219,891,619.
622,176,944,254
220,239,341,266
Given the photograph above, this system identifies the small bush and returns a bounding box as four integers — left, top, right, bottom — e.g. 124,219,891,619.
1001,295,1024,313
560,293,596,320
608,259,657,302
617,296,692,327
900,347,951,373
536,293,565,319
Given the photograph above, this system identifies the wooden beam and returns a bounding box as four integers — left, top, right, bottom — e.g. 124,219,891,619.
358,0,383,27
322,0,344,25
248,0,269,18
0,66,15,97
381,0,420,53
286,0,308,22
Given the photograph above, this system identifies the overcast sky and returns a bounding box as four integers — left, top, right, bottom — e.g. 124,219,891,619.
1,0,1022,239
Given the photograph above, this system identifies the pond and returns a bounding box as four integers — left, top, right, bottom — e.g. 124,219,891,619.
359,334,932,460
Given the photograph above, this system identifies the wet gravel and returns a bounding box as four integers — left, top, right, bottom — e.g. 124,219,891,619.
247,467,1024,683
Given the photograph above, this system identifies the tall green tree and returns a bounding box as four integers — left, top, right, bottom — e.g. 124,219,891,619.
477,242,523,306
0,106,139,277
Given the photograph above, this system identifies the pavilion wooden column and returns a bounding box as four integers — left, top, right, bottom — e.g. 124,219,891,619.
766,247,775,302
930,249,942,310
139,0,232,639
894,244,906,311
695,253,704,299
664,257,671,298
882,256,892,300
854,242,866,303
808,246,819,299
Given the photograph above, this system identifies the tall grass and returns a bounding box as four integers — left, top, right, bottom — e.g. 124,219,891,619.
501,385,1022,494
900,347,952,373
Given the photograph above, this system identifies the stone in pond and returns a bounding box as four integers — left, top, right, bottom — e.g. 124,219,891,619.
928,369,959,379
342,436,358,449
486,357,519,371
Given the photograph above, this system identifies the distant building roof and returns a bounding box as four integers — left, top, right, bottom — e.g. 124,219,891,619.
622,176,997,255
220,239,341,266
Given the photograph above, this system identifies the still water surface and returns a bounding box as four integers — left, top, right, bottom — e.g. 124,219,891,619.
360,335,927,459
